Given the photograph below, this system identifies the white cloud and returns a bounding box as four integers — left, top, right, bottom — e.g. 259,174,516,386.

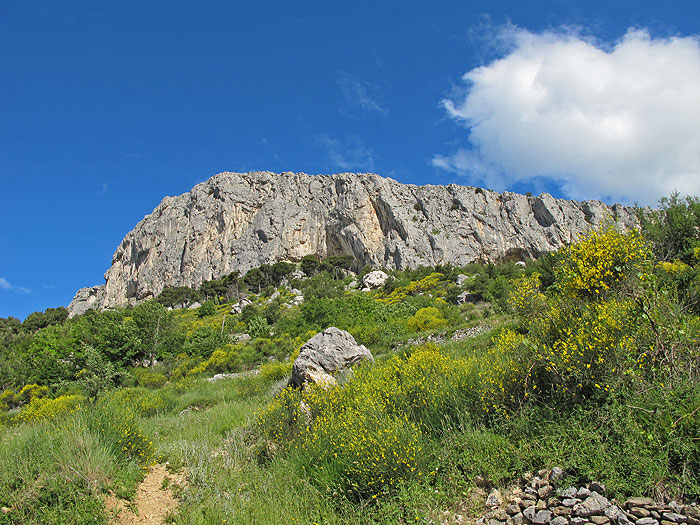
337,72,388,117
0,277,30,294
434,27,700,204
317,134,376,172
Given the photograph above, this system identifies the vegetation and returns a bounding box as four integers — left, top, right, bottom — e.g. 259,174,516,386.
1,196,699,523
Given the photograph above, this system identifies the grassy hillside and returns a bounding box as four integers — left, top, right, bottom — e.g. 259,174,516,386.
1,196,699,523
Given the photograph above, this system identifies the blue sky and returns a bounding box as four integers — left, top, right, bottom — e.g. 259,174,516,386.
3,0,700,319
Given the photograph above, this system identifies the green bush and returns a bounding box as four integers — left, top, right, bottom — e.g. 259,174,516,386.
133,367,168,389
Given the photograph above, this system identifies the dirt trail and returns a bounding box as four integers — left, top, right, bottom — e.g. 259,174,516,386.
105,464,185,524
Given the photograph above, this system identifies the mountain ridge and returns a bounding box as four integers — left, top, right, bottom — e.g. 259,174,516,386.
67,171,638,316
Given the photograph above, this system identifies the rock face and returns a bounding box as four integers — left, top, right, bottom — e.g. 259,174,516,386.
68,171,638,316
289,327,373,388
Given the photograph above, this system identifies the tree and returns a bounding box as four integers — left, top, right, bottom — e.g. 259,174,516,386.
300,255,320,276
131,300,176,365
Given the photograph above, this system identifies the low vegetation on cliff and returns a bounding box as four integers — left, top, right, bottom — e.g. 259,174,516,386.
0,195,699,523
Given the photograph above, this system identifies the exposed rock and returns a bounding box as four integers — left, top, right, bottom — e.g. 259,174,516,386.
574,493,611,518
231,298,252,314
533,510,553,524
289,327,373,388
486,490,503,508
627,498,656,508
67,171,638,316
362,270,389,290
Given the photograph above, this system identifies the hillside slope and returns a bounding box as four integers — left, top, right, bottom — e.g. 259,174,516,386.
68,171,637,315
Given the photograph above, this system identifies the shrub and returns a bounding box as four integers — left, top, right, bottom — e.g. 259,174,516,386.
13,394,85,424
406,307,448,332
133,367,168,389
556,224,650,298
197,301,217,318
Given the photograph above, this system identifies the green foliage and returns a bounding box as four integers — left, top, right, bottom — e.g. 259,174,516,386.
197,300,217,318
641,192,700,264
76,345,121,400
300,254,320,276
248,316,270,339
133,367,168,389
406,306,448,332
21,307,68,333
156,285,201,307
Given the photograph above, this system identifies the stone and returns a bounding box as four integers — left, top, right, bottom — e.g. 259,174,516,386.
524,506,538,521
636,519,659,525
577,488,592,499
537,500,548,511
533,511,553,524
488,519,505,525
662,515,686,523
605,506,634,525
67,171,639,316
507,504,522,516
553,507,573,517
362,270,390,289
512,513,525,525
189,301,202,309
564,499,582,508
560,488,579,499
591,517,610,525
539,486,555,499
231,298,252,314
289,327,373,388
589,483,606,495
684,507,700,520
549,467,566,481
631,508,651,518
575,493,612,518
627,499,655,509
571,518,588,525
456,291,480,304
551,518,569,525
486,490,503,508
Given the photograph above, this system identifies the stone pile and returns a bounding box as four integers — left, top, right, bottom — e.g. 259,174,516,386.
476,470,699,525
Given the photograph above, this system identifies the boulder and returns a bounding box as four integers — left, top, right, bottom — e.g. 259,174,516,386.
289,327,373,388
362,270,389,290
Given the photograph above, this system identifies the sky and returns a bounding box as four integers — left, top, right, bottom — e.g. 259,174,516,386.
3,0,700,320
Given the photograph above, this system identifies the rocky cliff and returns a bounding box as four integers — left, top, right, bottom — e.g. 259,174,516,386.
67,171,638,316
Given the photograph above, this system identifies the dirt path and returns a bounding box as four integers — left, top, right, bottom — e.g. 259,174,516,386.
105,464,185,524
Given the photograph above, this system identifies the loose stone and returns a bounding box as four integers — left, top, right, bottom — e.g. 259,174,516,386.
636,519,660,525
631,508,652,518
627,499,655,508
552,518,569,525
533,510,554,524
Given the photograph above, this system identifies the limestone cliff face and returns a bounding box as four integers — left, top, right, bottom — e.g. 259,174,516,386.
67,171,638,316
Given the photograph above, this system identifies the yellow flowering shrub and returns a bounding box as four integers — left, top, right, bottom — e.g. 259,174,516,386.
256,344,475,498
476,329,529,416
378,272,445,304
406,306,448,332
556,225,650,297
508,272,547,323
530,299,636,400
13,394,84,424
96,393,159,468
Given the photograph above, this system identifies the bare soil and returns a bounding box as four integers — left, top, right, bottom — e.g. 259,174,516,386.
104,464,185,524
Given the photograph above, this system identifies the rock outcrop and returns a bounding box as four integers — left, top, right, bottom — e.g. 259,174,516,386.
68,171,638,316
289,327,374,388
